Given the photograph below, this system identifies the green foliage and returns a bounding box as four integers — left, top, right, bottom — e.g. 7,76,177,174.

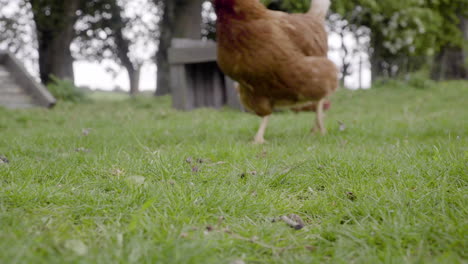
265,0,467,78
425,0,468,48
0,82,467,262
262,0,310,12
373,67,437,89
332,0,444,57
406,70,437,89
46,75,87,102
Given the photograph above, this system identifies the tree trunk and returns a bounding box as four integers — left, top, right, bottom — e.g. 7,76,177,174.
110,1,140,95
339,31,350,87
431,46,468,80
370,44,384,82
173,0,203,38
31,0,79,85
431,16,468,80
155,0,203,96
369,29,389,82
155,0,175,96
128,66,141,96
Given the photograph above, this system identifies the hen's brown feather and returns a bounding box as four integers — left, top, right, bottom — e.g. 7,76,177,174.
215,0,338,116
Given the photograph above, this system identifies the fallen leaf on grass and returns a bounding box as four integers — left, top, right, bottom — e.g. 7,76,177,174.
305,245,316,251
75,147,91,153
278,214,305,230
204,225,214,235
0,155,9,164
338,121,346,131
186,157,212,164
82,128,92,136
64,239,88,256
256,150,267,158
240,171,258,179
346,192,357,201
217,216,225,227
111,168,125,176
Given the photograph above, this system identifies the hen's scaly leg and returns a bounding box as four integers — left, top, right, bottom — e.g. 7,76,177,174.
313,99,326,135
254,115,270,144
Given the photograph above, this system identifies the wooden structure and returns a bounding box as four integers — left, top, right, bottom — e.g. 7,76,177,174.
168,39,242,110
0,51,56,109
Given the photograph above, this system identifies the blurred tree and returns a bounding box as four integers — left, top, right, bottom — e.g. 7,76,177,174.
201,1,216,40
2,0,158,91
29,0,81,84
24,0,118,85
110,2,142,95
154,0,174,96
0,0,38,71
74,0,158,95
265,0,467,81
154,0,204,96
173,0,204,38
429,0,468,80
327,13,370,86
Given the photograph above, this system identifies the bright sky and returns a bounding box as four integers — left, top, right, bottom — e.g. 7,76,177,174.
74,60,156,91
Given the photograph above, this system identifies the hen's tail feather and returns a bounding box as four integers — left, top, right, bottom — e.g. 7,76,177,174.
308,0,330,20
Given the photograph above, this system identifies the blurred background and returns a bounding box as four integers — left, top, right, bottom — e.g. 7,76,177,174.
0,0,467,96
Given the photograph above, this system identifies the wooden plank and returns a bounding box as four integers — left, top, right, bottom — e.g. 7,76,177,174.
0,102,36,109
0,93,32,101
168,46,217,65
171,65,195,110
166,39,243,111
172,38,216,48
0,88,25,95
0,81,22,89
0,51,55,108
192,64,205,108
212,65,224,109
203,64,215,107
0,67,17,85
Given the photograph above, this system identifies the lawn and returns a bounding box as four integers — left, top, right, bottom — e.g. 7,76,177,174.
0,81,467,263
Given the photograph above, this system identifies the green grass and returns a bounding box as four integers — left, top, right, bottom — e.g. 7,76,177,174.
0,82,467,263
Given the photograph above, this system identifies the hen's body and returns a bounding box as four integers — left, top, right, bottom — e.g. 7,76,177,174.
215,0,338,142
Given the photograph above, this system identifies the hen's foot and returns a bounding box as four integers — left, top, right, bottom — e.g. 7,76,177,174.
253,136,266,144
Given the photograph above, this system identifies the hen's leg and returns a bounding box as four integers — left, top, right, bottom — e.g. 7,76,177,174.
254,115,270,144
313,99,326,135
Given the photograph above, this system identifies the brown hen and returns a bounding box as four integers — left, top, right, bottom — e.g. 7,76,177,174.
214,0,338,143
